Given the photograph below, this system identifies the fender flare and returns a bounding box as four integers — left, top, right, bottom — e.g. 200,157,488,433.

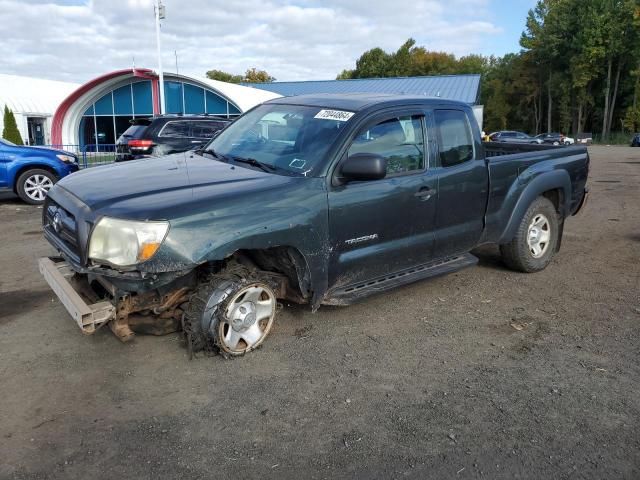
498,169,571,244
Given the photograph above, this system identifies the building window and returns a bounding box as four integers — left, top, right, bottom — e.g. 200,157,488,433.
78,80,240,147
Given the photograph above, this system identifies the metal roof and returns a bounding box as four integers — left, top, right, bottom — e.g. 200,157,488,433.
268,93,467,112
0,73,79,115
244,74,481,104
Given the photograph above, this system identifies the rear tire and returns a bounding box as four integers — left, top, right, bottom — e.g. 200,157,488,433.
16,169,56,205
500,196,559,273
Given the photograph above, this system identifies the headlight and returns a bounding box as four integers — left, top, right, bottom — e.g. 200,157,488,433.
88,217,169,267
56,154,77,163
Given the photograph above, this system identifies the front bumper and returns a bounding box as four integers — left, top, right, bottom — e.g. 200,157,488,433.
38,257,115,334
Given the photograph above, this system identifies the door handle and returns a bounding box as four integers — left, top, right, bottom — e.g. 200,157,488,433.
414,186,435,201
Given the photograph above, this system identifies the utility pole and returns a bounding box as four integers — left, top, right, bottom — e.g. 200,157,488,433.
154,0,166,115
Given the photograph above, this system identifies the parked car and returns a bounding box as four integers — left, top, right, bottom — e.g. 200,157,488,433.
631,133,640,147
535,132,574,145
39,94,589,358
576,133,593,145
0,138,78,204
489,131,543,144
115,115,231,161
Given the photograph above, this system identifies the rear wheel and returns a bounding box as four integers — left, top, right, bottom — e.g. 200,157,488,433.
182,266,277,358
16,169,56,205
500,196,559,272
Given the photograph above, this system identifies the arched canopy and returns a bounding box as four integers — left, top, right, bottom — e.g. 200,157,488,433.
52,68,280,146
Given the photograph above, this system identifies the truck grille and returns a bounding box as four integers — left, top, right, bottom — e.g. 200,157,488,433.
43,199,82,264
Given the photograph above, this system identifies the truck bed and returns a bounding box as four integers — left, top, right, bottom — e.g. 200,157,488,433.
481,142,589,245
484,141,581,158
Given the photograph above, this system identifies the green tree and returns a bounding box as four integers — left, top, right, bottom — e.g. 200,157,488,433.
206,69,243,83
243,67,275,83
337,38,489,80
2,106,23,145
351,47,393,78
206,68,275,84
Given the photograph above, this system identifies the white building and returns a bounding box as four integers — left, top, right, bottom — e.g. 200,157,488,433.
0,69,280,147
0,73,78,145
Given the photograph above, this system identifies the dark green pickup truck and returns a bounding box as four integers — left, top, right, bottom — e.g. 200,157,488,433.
39,94,589,358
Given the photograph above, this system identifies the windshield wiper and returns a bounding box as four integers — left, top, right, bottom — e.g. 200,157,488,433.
231,156,276,173
197,148,230,163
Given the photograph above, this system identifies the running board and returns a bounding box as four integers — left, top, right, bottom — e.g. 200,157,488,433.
324,253,478,305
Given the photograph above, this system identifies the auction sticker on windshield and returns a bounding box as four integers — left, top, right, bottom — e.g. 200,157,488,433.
314,109,355,121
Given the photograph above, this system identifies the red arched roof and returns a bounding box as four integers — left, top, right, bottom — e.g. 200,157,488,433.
51,68,156,145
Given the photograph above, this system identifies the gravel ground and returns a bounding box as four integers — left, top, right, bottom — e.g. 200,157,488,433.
0,146,639,479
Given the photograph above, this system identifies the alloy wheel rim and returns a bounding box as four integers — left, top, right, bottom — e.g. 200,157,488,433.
527,213,551,258
24,174,53,201
218,283,276,354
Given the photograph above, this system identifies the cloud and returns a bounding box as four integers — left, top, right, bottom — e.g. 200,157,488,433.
0,0,504,83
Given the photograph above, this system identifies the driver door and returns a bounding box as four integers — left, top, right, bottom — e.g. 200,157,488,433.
327,111,438,289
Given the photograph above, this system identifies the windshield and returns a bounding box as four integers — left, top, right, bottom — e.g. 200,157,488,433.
119,124,148,139
0,138,15,146
204,104,352,176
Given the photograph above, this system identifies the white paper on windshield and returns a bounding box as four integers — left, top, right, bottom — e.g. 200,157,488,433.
314,109,355,122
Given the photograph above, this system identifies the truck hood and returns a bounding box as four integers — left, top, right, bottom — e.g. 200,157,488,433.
55,152,296,218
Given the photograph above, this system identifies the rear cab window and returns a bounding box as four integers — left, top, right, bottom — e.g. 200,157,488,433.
434,110,475,167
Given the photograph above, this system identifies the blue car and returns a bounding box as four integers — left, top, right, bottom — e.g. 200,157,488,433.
0,138,79,204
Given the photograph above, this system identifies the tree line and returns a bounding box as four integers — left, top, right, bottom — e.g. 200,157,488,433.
337,0,640,138
207,1,639,139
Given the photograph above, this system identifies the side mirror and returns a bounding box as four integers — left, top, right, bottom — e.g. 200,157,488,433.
340,153,387,182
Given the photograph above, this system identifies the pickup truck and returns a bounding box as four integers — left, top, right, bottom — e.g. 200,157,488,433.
0,138,78,204
38,94,589,358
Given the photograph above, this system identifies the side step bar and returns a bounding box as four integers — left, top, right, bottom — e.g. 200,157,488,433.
325,253,479,305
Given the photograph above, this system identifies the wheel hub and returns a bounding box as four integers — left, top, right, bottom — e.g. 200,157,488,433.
527,213,551,258
24,174,53,201
529,227,540,242
230,301,257,331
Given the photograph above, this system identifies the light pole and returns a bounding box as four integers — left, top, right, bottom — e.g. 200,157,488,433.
154,0,166,115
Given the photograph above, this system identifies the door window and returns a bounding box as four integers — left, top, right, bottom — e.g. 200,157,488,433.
190,121,226,138
159,121,191,137
348,115,425,175
434,110,474,167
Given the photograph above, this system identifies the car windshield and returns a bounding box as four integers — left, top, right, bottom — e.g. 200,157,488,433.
0,138,15,146
120,124,148,139
203,104,351,176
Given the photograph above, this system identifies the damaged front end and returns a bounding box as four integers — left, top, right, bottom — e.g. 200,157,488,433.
38,257,195,342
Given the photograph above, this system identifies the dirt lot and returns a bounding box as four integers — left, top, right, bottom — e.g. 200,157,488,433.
0,146,639,479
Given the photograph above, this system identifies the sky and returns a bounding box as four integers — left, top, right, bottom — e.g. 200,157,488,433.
0,0,537,84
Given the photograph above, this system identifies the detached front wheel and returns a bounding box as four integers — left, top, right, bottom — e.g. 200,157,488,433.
500,196,559,272
183,268,277,357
